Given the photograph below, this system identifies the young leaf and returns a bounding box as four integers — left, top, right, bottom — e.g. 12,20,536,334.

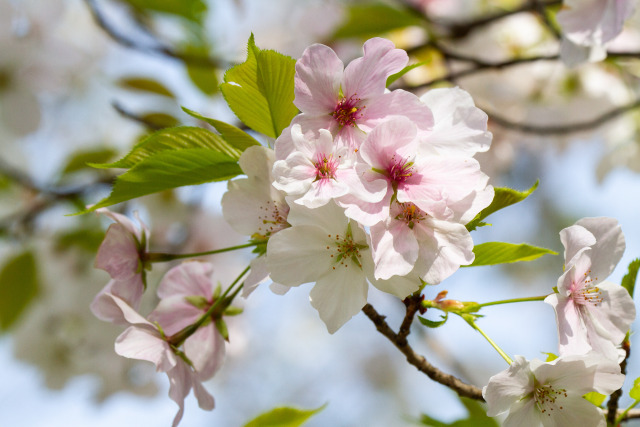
182,107,260,152
332,4,423,39
418,313,448,328
92,126,243,169
466,181,539,231
116,0,206,22
465,242,557,267
220,34,298,138
419,397,497,426
83,148,241,213
243,404,327,427
118,77,175,98
0,251,39,331
61,148,117,175
140,113,180,129
622,258,640,299
630,376,640,400
386,60,430,87
184,44,218,95
583,392,606,407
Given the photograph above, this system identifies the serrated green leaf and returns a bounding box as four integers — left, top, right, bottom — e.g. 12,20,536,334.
630,377,640,400
93,126,242,170
583,391,606,407
420,397,497,427
220,34,298,138
466,181,539,231
61,148,117,175
118,77,175,98
418,313,448,328
622,258,640,299
0,251,39,331
182,107,260,152
465,242,557,267
332,4,423,39
387,60,430,87
243,404,327,427
82,148,241,213
117,0,206,22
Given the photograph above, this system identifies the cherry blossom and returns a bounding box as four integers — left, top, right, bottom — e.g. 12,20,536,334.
105,293,215,427
222,146,290,296
483,353,624,427
545,217,635,361
276,37,433,157
558,0,636,66
91,208,149,323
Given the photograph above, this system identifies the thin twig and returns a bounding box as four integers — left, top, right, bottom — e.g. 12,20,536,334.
607,339,631,425
112,102,164,131
84,0,221,68
362,303,485,400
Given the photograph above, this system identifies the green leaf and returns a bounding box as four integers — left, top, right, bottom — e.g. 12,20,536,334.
418,313,448,328
0,251,39,331
55,227,105,253
118,77,175,98
82,148,241,213
420,397,497,427
466,242,557,267
220,34,298,138
621,258,640,299
61,148,117,175
332,4,423,39
182,107,260,152
466,181,539,231
387,60,430,87
140,113,180,129
184,44,218,95
243,404,327,427
543,352,558,362
630,376,640,400
583,392,606,407
117,0,206,22
93,126,243,169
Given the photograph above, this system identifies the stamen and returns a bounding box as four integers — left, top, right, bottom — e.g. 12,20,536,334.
332,95,365,127
534,383,568,416
394,202,427,229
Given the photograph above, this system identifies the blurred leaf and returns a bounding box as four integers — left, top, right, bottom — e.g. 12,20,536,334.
418,313,448,328
220,34,298,138
0,251,39,331
92,126,242,169
543,352,558,362
583,392,606,407
387,60,430,87
81,148,241,213
182,107,260,152
630,377,640,400
420,397,497,426
184,44,218,95
466,242,557,267
118,77,175,98
55,227,105,253
117,0,206,22
140,112,180,129
466,181,539,231
332,3,423,39
622,258,640,299
243,404,327,427
61,148,117,175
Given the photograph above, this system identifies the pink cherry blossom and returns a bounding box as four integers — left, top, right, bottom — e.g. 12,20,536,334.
276,37,433,157
545,217,635,361
483,353,624,427
105,293,215,427
91,208,149,323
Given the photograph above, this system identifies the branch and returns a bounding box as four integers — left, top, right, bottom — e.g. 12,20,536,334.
607,339,631,425
362,303,485,400
84,0,222,68
112,101,164,131
487,98,640,135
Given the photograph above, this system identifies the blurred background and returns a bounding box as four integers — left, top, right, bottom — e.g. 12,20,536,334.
1,0,640,425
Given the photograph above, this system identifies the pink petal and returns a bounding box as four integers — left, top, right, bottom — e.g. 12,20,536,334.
370,221,419,280
361,90,433,133
184,324,225,380
95,223,140,280
157,262,215,300
294,43,343,115
115,326,176,372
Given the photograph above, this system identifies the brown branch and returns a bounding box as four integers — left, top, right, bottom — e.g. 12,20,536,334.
398,293,422,343
362,303,485,400
84,0,222,68
487,98,640,136
607,339,631,425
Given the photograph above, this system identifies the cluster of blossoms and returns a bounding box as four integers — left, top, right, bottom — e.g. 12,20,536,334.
483,217,636,426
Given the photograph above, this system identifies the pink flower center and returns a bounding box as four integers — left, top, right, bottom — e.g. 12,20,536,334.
394,202,426,229
332,94,364,127
533,383,568,416
314,153,339,181
255,200,290,239
387,155,414,184
571,270,603,306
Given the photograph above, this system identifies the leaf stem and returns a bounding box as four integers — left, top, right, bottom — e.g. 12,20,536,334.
146,242,261,262
615,399,640,425
463,316,513,365
476,295,549,308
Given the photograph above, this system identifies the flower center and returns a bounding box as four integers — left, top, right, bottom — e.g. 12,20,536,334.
325,223,366,270
314,153,339,181
332,95,364,127
394,202,426,229
571,270,602,306
255,200,290,239
387,155,414,184
533,383,568,416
